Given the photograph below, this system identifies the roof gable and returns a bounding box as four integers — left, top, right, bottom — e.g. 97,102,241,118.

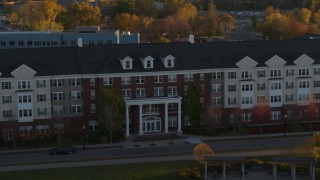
294,54,314,66
11,64,36,78
235,56,258,68
265,55,287,67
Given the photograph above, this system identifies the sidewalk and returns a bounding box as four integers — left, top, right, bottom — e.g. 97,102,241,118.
0,131,313,155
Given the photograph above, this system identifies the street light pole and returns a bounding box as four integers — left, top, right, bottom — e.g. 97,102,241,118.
82,125,86,150
283,114,287,137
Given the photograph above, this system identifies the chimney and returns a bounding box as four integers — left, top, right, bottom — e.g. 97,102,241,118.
77,38,83,47
189,35,194,44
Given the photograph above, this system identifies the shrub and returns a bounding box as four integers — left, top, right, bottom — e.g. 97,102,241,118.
177,167,201,180
204,127,215,136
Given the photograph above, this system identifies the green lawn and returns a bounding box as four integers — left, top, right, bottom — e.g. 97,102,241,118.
0,160,201,180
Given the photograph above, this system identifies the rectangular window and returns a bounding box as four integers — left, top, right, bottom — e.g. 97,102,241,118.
270,111,281,120
270,95,282,103
71,105,82,114
135,76,145,84
200,73,204,81
212,72,223,79
91,104,96,113
299,81,310,88
299,68,309,76
257,83,265,90
286,69,294,76
36,80,46,88
136,88,146,97
19,126,33,135
70,91,82,100
241,97,253,104
37,94,46,102
18,109,32,117
228,97,236,105
314,67,320,75
184,74,194,82
212,97,222,105
2,96,11,104
212,84,222,93
257,96,265,103
168,87,177,97
286,94,293,102
241,84,253,91
257,70,265,78
103,77,113,85
228,84,236,92
90,90,95,100
37,107,47,116
18,94,32,103
121,77,131,85
154,87,164,97
2,109,12,118
270,82,282,90
286,82,294,89
314,93,320,100
51,79,64,87
88,120,98,131
52,106,64,115
228,72,236,79
241,70,253,78
2,81,11,90
241,112,251,122
121,89,131,99
168,74,177,82
299,94,309,101
17,80,31,89
52,92,64,101
36,125,49,134
154,75,163,83
314,81,320,88
270,69,281,77
90,78,95,86
168,116,177,127
143,104,159,114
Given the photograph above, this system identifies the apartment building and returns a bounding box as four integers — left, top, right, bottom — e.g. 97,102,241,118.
1,39,320,141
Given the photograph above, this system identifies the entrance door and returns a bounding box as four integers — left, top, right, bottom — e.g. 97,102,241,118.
142,116,161,133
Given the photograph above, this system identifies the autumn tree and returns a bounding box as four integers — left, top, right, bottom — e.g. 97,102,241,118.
175,3,197,22
193,143,214,165
161,0,186,17
11,0,63,31
303,132,320,161
289,8,312,24
60,2,102,30
204,2,218,37
218,13,234,35
183,82,201,126
139,16,154,41
114,13,140,32
96,87,125,144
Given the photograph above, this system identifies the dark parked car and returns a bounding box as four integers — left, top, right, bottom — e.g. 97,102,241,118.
49,146,76,155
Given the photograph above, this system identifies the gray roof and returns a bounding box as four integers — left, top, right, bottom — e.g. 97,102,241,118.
0,39,320,77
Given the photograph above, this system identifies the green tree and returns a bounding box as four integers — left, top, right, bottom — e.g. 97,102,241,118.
12,0,63,31
184,82,201,126
96,87,125,144
60,2,101,30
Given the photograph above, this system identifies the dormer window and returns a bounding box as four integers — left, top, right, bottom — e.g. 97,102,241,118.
140,56,154,69
119,56,133,70
160,55,175,68
167,59,172,67
146,60,152,68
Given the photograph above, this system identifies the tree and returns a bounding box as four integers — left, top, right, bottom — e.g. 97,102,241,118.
219,13,234,35
96,87,125,144
12,0,63,31
204,2,219,37
184,82,201,126
175,3,197,22
193,143,214,165
114,13,140,32
298,8,312,24
304,132,320,161
60,2,102,30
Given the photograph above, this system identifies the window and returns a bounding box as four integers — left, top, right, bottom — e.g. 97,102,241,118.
168,103,177,110
17,80,31,89
89,120,98,131
2,96,11,104
52,92,64,101
0,41,6,46
270,82,282,90
299,81,310,88
18,109,32,117
241,97,253,104
19,126,33,135
314,81,320,88
103,77,113,85
36,125,49,134
51,79,64,87
90,90,95,100
136,88,146,97
71,105,82,114
168,87,177,97
90,78,95,86
36,80,46,88
286,69,294,76
299,94,309,101
168,116,177,127
52,106,64,115
70,91,82,100
184,74,194,82
314,67,320,75
314,93,320,100
18,94,32,103
270,111,281,120
241,84,253,91
257,96,265,103
37,107,47,116
37,94,46,102
9,41,15,46
286,94,293,102
228,97,236,105
135,76,145,84
299,68,309,76
212,72,223,79
167,59,173,67
168,74,177,82
270,95,281,103
154,75,163,83
125,61,131,69
121,77,131,85
200,73,204,81
146,60,152,68
257,70,265,78
270,69,281,77
154,87,164,97
91,104,96,113
121,89,131,99
2,81,11,90
212,97,223,105
286,82,293,89
212,84,222,93
241,112,251,122
228,84,236,92
69,78,81,86
143,104,159,114
241,70,253,78
229,113,235,123
2,109,12,118
228,72,236,79
257,83,265,90
213,114,222,123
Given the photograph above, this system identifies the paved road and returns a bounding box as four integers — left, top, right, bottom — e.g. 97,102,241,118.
0,136,309,168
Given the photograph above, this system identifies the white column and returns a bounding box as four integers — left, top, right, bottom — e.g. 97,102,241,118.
292,164,296,180
312,164,315,180
223,161,226,179
241,162,245,179
165,103,168,133
204,162,208,180
273,164,277,180
139,104,143,135
177,102,182,132
126,105,130,137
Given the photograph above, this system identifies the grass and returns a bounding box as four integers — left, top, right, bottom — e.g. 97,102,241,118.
0,160,201,180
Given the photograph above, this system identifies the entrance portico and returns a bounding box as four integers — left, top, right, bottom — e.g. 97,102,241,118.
125,96,182,137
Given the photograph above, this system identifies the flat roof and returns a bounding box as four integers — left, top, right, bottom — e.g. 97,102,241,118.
204,156,246,162
272,157,316,163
